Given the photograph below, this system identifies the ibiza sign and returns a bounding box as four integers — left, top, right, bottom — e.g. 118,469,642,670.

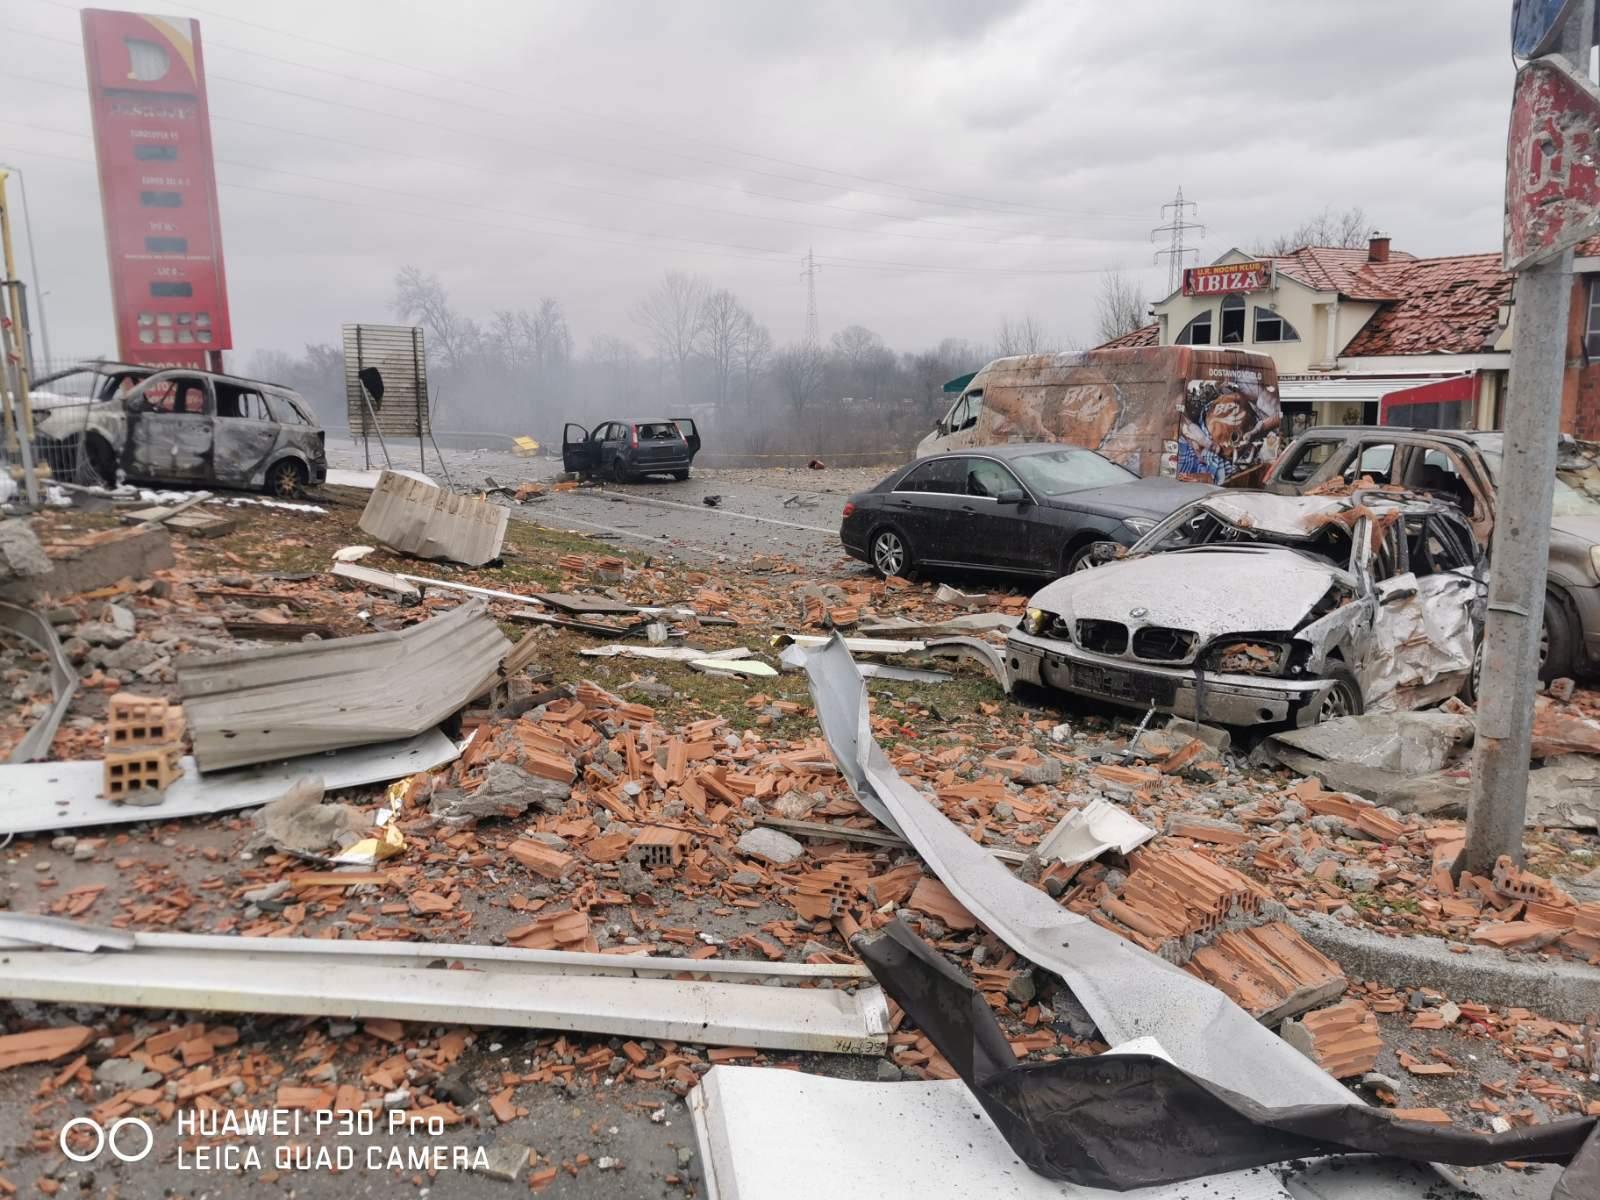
1181,261,1271,297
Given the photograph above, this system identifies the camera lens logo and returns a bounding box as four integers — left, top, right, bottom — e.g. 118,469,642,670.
59,1116,154,1163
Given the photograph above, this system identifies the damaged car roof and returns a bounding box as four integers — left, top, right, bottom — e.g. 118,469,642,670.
1190,492,1415,540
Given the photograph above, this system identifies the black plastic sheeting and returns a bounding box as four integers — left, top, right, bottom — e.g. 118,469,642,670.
858,919,1599,1195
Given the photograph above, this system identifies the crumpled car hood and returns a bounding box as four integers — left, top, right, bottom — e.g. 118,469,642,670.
1029,546,1348,638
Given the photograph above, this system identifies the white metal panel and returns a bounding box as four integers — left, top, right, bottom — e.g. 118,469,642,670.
689,1065,1297,1200
0,727,459,835
0,950,888,1055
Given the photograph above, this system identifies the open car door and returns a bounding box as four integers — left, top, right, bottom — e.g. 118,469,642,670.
562,423,598,474
672,417,701,457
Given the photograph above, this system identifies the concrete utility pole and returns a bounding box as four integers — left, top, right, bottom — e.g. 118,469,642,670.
0,165,50,371
0,167,41,508
1463,0,1596,873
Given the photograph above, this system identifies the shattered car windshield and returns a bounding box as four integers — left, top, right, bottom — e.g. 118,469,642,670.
1476,445,1600,519
1008,448,1137,495
1137,500,1357,568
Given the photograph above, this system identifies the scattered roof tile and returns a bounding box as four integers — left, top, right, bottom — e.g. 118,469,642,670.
1098,322,1159,349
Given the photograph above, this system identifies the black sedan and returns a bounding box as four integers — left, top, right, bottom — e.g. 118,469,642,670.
840,444,1217,579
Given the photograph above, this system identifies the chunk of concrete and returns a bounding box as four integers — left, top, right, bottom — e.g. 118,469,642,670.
736,827,804,866
251,776,362,854
0,521,51,580
1163,718,1231,754
431,760,570,826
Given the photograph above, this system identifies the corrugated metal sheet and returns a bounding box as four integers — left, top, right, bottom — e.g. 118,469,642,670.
176,600,508,772
342,323,430,436
357,471,508,566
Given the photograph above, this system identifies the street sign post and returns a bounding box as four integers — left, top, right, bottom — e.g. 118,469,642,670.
1466,0,1597,874
1503,54,1600,271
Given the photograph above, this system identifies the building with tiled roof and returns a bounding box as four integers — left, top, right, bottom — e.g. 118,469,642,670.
1102,236,1522,433
1098,322,1159,349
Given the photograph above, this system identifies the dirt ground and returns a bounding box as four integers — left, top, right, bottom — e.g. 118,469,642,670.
0,463,1596,1200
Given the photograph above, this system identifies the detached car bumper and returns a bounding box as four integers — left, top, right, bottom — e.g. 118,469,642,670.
1005,629,1335,728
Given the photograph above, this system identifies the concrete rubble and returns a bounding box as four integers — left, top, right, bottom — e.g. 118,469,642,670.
0,481,1595,1194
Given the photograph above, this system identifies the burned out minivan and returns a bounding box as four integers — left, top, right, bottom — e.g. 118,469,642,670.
921,347,1282,487
32,361,327,496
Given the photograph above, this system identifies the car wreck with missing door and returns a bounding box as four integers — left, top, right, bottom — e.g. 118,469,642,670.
1005,491,1486,728
31,360,327,496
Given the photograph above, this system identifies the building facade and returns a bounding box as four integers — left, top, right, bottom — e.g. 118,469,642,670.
1105,236,1519,438
1565,243,1600,440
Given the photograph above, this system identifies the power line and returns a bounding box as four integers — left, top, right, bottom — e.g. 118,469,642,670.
27,0,1143,225
0,133,1130,279
1152,187,1203,294
4,65,1110,254
6,23,1140,247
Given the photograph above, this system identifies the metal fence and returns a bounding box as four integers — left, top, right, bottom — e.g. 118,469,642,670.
2,352,121,496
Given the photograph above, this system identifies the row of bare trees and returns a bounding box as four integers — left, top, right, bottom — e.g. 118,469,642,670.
250,263,1140,452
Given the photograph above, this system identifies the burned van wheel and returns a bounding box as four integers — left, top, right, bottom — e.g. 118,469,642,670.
1314,667,1364,724
870,527,912,579
671,469,690,481
266,459,307,498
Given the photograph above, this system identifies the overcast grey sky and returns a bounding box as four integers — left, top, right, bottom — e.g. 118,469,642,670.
2,0,1516,362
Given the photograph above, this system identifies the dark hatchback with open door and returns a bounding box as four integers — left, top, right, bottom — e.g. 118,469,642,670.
562,418,702,482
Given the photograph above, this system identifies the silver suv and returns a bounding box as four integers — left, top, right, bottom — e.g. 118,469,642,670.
31,361,327,497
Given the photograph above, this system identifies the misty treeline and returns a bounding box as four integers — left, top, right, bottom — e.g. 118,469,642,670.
248,266,1122,464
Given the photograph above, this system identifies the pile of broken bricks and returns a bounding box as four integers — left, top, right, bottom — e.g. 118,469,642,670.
1,496,1598,1193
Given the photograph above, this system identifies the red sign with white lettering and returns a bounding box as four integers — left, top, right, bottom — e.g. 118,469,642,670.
81,9,231,368
1182,261,1271,297
1504,55,1600,272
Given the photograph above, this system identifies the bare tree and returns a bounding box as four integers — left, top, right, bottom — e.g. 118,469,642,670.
1257,206,1373,255
521,298,572,377
737,313,772,404
393,266,469,370
632,271,708,402
829,324,896,400
1094,272,1149,346
994,315,1049,356
771,343,825,416
585,335,641,408
698,289,754,409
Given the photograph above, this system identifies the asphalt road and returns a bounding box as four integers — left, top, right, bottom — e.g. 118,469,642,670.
326,440,884,572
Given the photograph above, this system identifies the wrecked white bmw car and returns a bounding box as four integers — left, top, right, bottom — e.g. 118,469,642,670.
1005,492,1486,727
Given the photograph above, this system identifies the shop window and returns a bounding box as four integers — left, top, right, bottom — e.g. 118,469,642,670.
1220,295,1246,343
1175,311,1212,345
1253,307,1300,343
1586,278,1600,361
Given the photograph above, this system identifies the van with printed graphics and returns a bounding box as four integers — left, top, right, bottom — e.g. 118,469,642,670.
917,347,1282,487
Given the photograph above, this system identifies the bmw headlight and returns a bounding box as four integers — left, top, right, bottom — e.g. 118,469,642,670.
1023,607,1050,636
1122,517,1157,537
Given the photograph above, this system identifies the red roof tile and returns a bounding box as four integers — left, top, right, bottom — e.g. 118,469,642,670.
1268,246,1416,299
1097,322,1159,349
1341,253,1512,356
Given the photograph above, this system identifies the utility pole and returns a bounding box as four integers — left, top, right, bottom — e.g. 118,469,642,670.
1463,0,1597,872
801,248,820,347
0,168,41,507
0,165,50,371
1152,188,1203,295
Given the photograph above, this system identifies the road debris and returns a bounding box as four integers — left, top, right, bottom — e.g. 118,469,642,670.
177,599,509,770
358,470,509,566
